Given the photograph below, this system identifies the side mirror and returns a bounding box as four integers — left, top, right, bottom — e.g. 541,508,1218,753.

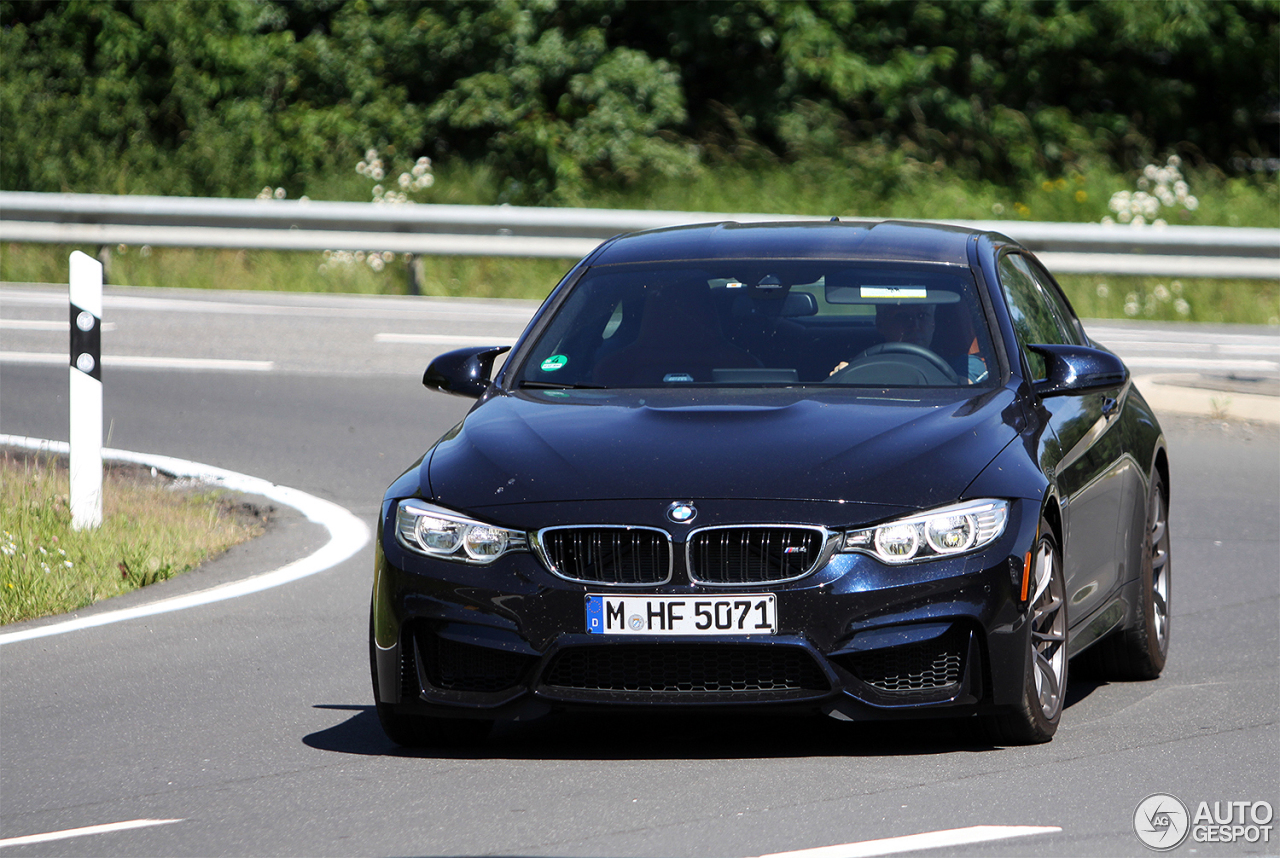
423,346,511,398
1028,344,1129,397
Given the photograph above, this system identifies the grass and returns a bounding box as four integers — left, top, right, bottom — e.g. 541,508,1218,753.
4,242,1275,325
2,160,1275,321
0,450,266,625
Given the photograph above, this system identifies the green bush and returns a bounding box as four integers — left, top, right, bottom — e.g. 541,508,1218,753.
3,0,1275,204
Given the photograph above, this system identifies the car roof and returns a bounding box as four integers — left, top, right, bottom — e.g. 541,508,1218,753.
590,219,991,267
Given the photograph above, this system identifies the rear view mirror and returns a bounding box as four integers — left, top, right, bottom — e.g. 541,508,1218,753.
423,346,511,398
1028,344,1129,397
780,292,819,318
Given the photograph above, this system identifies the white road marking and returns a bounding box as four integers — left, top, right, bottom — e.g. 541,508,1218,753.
0,818,184,848
1093,328,1279,346
1120,356,1278,371
0,351,274,371
1110,341,1280,354
0,318,117,331
0,435,369,646
752,825,1062,858
374,332,517,345
0,286,536,322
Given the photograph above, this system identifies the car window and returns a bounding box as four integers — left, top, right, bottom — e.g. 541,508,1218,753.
997,253,1073,380
1018,256,1087,346
514,262,998,389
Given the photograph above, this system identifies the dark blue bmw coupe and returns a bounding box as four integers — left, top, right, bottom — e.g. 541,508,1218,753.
370,220,1171,746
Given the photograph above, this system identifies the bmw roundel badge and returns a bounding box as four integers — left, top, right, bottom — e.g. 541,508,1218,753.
667,502,697,524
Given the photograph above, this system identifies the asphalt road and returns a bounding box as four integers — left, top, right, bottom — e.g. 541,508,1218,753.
1,286,1277,857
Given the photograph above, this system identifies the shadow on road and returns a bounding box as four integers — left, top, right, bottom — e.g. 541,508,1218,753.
302,703,1035,760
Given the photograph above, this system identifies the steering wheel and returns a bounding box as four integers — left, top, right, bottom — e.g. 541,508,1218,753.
829,341,960,385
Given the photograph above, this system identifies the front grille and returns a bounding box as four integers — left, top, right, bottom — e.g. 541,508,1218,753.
837,630,965,692
543,644,829,693
415,631,536,694
688,526,827,584
537,527,671,585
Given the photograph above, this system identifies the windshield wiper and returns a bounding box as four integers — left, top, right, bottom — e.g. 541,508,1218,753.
518,380,606,390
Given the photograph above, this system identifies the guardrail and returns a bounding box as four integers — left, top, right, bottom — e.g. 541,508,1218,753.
2,191,1277,279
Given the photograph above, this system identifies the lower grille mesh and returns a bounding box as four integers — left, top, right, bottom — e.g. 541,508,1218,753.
838,629,965,692
416,631,535,694
543,644,828,693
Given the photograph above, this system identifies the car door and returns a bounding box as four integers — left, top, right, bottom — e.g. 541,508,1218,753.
997,252,1128,625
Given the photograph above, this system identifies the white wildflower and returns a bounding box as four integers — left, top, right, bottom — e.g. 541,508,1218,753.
273,187,286,200
1174,298,1191,316
369,255,385,272
1153,284,1171,301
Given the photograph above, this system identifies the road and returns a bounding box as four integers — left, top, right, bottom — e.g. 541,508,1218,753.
1,285,1277,857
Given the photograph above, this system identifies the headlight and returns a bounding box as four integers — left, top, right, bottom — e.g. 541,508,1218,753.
841,499,1009,564
394,499,527,564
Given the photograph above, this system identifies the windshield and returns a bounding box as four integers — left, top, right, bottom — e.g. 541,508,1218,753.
513,261,997,389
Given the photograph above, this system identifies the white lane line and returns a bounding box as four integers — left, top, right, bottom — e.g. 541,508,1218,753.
753,825,1062,858
0,351,274,371
1093,329,1280,346
0,818,184,849
0,435,369,646
1110,341,1280,354
0,287,536,322
374,332,517,346
0,319,118,331
1120,357,1279,371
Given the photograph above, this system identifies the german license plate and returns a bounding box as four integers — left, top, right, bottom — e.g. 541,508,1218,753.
585,594,776,636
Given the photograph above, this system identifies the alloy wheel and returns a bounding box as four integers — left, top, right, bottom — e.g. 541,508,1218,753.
1029,540,1067,720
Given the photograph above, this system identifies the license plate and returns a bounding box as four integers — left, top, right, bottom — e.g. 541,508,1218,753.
585,594,776,636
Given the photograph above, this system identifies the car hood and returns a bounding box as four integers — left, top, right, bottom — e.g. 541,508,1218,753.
425,387,1021,511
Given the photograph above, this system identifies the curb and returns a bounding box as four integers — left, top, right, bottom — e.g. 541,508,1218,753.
0,435,370,645
1136,375,1280,425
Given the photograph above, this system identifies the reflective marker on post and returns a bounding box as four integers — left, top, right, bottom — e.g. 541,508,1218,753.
69,251,103,530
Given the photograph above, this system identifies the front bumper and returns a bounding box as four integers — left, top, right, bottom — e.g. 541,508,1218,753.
371,499,1040,723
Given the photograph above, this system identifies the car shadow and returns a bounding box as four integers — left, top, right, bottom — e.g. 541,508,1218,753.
304,704,1018,760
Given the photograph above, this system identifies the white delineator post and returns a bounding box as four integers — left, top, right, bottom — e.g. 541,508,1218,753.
69,251,103,530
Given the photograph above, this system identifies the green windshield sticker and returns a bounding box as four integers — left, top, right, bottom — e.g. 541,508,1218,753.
541,354,569,372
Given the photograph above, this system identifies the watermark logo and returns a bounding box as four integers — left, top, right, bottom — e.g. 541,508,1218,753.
1134,794,1275,850
1134,794,1190,851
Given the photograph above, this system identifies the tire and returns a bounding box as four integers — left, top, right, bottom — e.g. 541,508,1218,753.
982,518,1067,745
1077,473,1170,680
369,614,491,748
